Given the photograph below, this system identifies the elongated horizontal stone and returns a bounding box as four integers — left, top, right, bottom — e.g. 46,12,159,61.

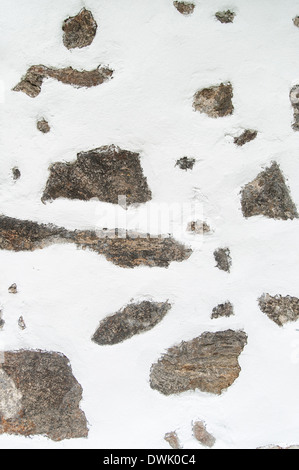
0,350,88,441
13,65,113,98
42,145,152,206
0,216,192,268
92,301,171,345
150,329,247,395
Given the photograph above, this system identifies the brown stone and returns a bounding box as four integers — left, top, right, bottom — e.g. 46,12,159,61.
42,145,152,206
62,8,97,49
149,329,247,395
0,215,192,268
234,129,257,146
37,118,50,134
164,431,181,449
258,293,299,326
193,83,234,118
215,10,235,23
214,247,232,273
173,2,195,15
0,350,88,441
240,162,298,220
187,220,210,235
92,301,171,345
192,421,216,447
13,65,113,98
211,301,234,319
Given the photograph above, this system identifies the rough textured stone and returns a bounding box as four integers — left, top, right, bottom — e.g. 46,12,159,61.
164,431,181,449
13,65,113,98
187,220,211,235
175,157,195,170
62,8,97,49
192,421,216,447
0,215,192,268
211,301,234,319
92,301,171,345
8,284,17,294
37,118,50,134
241,162,298,220
215,10,235,23
289,85,299,130
258,293,299,327
0,350,88,441
173,1,195,15
12,167,21,180
234,129,257,146
214,248,232,273
150,329,247,395
42,145,152,206
193,83,234,118
0,311,4,330
293,16,299,27
18,316,26,330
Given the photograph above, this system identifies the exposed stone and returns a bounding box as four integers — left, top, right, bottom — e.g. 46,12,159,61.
175,157,195,170
92,301,171,345
13,65,113,98
62,8,97,49
193,83,234,118
173,1,195,15
293,16,299,27
258,445,299,449
215,10,235,23
0,311,4,330
214,248,232,273
37,118,50,134
42,145,152,206
12,167,21,180
164,431,181,449
234,129,257,146
289,85,299,130
8,283,17,294
192,421,216,447
187,220,211,235
0,350,88,440
150,329,247,395
240,162,298,220
18,316,26,330
211,301,234,319
0,215,192,268
258,293,299,327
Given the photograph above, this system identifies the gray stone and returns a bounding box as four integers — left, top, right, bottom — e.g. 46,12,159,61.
18,316,26,330
192,420,216,447
150,329,247,395
193,83,234,118
173,2,195,15
214,248,232,273
290,85,299,130
37,118,50,134
0,350,88,441
92,301,171,345
175,157,195,170
12,167,21,181
8,283,17,294
258,293,299,326
211,301,234,319
241,162,298,220
234,129,257,146
215,10,235,23
293,16,299,27
62,8,97,49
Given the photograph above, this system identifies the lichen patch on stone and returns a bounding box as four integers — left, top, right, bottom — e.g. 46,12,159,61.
62,8,97,49
193,83,234,118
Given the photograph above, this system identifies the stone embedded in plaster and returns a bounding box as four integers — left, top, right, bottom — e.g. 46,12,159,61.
8,283,17,294
290,85,299,130
164,431,181,449
211,301,234,319
215,10,235,23
0,215,192,268
258,293,299,326
240,162,298,220
293,16,299,27
149,329,247,395
192,420,216,447
0,350,88,441
0,311,4,330
62,8,97,49
175,157,196,170
12,167,21,181
193,83,234,118
173,1,195,15
13,65,113,98
42,145,152,206
187,220,211,235
92,301,171,345
214,247,232,273
18,316,26,330
37,118,50,134
234,129,257,146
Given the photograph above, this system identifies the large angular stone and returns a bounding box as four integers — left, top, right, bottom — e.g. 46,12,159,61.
241,162,298,220
62,8,97,49
92,301,171,345
258,293,299,326
42,145,152,206
13,65,113,98
0,216,192,268
193,83,234,118
150,330,247,395
0,350,88,441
